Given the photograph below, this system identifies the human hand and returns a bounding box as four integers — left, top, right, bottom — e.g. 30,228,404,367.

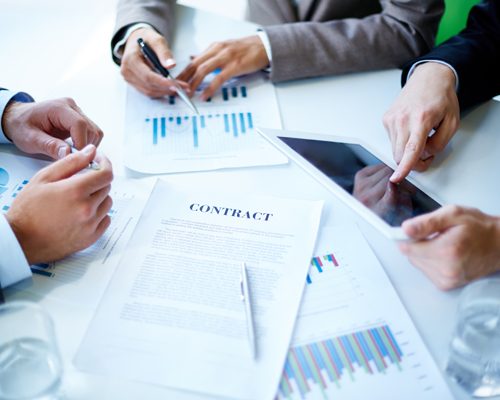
353,164,413,224
5,144,114,264
121,27,190,98
399,205,500,290
176,35,269,100
383,62,460,183
2,98,103,159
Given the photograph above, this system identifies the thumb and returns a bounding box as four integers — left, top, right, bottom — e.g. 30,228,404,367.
36,144,97,182
402,205,461,240
31,131,72,160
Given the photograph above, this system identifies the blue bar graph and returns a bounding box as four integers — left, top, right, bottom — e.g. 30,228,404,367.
168,85,249,104
145,111,256,149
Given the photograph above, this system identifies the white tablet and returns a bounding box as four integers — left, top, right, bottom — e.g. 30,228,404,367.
258,128,442,240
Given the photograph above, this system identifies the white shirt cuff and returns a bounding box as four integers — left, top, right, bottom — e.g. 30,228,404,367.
0,215,31,288
112,22,156,61
257,30,272,67
407,60,460,91
0,90,34,144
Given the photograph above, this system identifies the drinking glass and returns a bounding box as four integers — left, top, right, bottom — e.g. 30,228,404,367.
0,301,63,399
446,278,500,398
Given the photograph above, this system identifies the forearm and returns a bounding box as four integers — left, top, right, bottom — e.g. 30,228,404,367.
263,1,443,82
112,0,175,64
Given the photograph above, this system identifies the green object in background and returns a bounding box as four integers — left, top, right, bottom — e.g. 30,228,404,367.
436,0,480,44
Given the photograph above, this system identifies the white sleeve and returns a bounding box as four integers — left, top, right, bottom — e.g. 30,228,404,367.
0,89,34,144
407,60,460,91
256,30,273,66
0,214,31,288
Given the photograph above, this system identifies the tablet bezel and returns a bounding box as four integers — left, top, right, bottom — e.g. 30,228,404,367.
257,128,443,240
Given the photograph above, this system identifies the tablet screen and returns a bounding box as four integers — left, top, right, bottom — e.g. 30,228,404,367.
278,137,441,227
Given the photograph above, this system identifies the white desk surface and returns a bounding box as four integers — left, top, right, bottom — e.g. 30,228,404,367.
2,2,500,399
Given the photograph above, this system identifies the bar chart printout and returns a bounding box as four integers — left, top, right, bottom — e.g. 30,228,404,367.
307,252,339,284
279,324,403,398
124,74,286,174
276,225,454,400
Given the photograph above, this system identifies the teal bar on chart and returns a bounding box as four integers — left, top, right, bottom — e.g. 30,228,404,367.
239,113,246,134
241,86,247,97
192,116,199,148
231,113,238,137
247,113,254,129
161,117,166,138
153,118,158,145
224,114,230,133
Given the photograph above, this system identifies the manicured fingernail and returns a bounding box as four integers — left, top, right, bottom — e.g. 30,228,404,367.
82,144,95,155
390,171,399,182
165,58,176,68
58,146,69,159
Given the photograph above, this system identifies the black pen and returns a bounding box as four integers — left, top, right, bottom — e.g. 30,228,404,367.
137,38,199,115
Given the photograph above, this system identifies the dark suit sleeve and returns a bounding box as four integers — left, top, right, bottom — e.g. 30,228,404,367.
402,0,500,110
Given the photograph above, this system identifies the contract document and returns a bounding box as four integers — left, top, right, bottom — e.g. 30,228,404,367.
277,226,454,400
0,152,155,307
75,180,323,399
123,72,287,174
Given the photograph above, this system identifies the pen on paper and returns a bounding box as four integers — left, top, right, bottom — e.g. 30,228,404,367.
137,38,200,116
241,262,257,359
70,146,100,170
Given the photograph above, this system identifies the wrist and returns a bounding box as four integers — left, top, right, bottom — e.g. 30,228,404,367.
412,62,456,91
1,100,21,142
4,212,34,265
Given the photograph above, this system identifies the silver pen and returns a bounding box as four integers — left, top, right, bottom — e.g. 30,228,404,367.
241,262,257,359
137,38,200,115
70,146,100,170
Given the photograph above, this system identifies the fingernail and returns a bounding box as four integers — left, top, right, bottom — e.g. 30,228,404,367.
390,171,399,182
58,146,69,159
82,144,95,155
165,58,176,68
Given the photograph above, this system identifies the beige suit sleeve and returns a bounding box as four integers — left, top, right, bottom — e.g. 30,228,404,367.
111,0,175,64
261,0,444,82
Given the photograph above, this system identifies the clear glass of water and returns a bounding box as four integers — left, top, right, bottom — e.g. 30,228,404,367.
0,301,63,399
446,278,500,398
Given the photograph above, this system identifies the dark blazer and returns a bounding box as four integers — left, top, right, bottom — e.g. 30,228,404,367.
402,0,500,110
